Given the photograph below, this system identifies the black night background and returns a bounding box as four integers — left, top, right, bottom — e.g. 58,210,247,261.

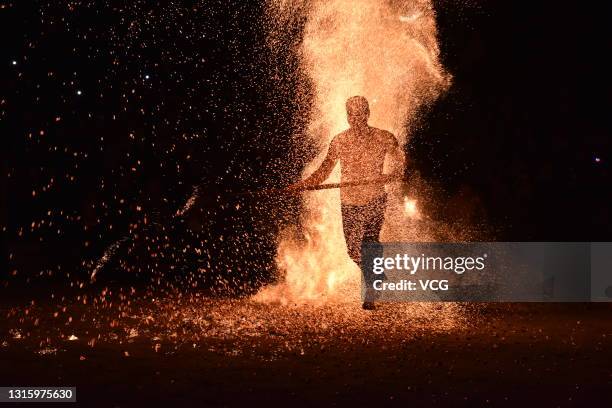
2,1,612,406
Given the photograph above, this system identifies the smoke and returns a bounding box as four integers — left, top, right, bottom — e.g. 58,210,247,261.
257,0,450,304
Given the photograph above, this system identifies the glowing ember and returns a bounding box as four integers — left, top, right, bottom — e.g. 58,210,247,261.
175,186,200,217
403,196,421,220
2,295,468,359
90,238,128,281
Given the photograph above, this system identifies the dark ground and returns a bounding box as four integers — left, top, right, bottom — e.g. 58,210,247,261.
1,300,612,407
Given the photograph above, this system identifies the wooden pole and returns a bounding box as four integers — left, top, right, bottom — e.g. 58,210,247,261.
241,176,404,197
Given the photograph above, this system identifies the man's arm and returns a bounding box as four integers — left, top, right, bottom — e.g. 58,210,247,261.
288,138,339,190
384,133,405,180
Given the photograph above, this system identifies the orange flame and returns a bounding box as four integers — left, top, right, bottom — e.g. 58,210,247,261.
256,0,450,304
403,196,421,220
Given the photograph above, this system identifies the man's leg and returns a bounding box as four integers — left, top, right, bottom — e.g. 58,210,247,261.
340,203,365,266
341,195,387,308
341,203,374,308
361,194,388,305
362,194,387,249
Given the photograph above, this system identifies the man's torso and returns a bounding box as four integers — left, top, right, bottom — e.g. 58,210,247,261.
334,126,395,206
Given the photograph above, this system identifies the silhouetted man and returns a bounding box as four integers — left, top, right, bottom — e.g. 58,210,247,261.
289,96,404,310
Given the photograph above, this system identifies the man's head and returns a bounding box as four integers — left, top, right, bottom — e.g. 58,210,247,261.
346,96,370,129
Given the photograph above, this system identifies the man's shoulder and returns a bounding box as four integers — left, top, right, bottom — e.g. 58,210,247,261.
334,129,351,139
331,129,351,145
371,127,398,145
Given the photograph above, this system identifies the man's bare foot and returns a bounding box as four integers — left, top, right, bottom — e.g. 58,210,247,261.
362,301,376,310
